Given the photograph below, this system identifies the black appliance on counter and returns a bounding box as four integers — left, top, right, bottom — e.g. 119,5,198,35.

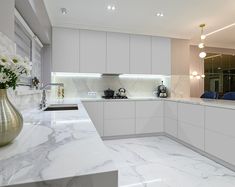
156,81,168,98
102,88,128,99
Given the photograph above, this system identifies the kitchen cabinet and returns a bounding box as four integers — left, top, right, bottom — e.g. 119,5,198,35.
130,35,151,74
80,30,106,73
135,101,163,134
205,106,235,165
164,101,178,137
83,101,104,136
104,101,135,136
151,36,171,75
178,103,205,150
107,32,130,74
52,27,79,72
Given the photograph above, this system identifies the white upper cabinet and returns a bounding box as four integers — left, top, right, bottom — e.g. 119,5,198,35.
130,35,151,74
52,27,79,72
107,32,130,74
80,30,106,73
151,36,171,75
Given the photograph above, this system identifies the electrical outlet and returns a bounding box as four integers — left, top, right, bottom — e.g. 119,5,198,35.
88,92,97,96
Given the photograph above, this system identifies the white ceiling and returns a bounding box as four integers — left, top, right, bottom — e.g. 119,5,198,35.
43,0,235,48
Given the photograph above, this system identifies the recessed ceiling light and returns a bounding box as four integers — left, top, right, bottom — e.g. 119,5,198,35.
107,5,116,11
61,8,67,15
156,12,164,17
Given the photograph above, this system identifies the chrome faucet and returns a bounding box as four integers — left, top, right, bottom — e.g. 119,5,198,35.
40,83,64,109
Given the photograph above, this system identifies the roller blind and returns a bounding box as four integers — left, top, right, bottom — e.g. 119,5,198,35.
14,20,31,60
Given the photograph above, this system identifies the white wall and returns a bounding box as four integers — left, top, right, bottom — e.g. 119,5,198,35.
171,39,190,98
0,0,15,40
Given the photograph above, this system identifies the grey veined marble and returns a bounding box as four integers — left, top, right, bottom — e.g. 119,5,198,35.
105,136,235,187
0,100,117,187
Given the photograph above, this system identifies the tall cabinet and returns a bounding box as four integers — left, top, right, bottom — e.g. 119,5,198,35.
80,30,106,73
151,36,171,75
106,32,130,74
130,35,151,74
52,27,79,72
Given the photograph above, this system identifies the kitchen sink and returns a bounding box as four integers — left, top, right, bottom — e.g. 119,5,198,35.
44,104,78,111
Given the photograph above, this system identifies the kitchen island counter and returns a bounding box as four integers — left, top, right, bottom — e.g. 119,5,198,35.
0,99,117,187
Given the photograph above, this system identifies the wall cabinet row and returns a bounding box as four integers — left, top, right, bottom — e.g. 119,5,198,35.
52,27,171,75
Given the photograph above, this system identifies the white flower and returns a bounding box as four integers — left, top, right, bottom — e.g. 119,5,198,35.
0,72,9,83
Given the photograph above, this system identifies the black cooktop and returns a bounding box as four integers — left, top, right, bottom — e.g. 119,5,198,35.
102,95,128,99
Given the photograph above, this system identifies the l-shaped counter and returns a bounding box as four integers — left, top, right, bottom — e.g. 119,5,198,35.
0,97,235,187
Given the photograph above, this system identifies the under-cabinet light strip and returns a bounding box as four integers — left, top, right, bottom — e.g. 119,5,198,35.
52,72,102,78
119,74,169,79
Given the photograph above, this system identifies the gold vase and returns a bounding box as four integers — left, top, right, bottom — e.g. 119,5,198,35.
0,89,23,147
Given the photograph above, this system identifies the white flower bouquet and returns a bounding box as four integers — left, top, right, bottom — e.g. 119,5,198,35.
0,54,32,90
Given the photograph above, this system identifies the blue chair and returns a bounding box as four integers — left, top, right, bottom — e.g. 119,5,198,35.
222,92,235,100
200,91,218,99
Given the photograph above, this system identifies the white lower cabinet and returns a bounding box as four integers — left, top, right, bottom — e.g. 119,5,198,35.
103,101,135,137
165,118,178,137
178,122,204,150
164,101,178,137
104,119,135,136
135,101,164,134
177,103,205,150
205,106,235,165
136,117,163,134
83,102,104,136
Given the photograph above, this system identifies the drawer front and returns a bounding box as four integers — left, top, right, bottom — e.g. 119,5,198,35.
165,117,178,137
205,106,235,138
178,122,204,150
164,101,178,120
205,130,235,166
136,117,163,134
104,101,135,119
178,103,204,127
136,101,163,118
104,119,135,136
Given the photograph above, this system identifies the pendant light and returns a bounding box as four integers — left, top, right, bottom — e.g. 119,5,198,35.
199,24,207,59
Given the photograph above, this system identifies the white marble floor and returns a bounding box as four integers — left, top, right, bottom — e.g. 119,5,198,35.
104,136,235,187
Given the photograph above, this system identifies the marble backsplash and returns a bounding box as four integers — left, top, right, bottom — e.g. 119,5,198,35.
52,75,171,98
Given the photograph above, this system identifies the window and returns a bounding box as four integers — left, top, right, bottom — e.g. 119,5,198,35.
14,9,43,85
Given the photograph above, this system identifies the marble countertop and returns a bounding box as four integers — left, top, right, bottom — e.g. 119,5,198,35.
0,99,117,187
80,96,235,110
167,97,235,110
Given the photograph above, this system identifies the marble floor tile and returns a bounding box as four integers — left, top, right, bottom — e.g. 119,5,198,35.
105,136,235,187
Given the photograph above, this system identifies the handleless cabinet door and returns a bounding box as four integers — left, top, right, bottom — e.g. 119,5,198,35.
151,36,171,75
107,32,130,74
52,27,79,72
164,101,178,137
135,101,164,134
80,30,106,73
103,101,135,137
83,101,104,136
130,35,151,74
178,103,205,150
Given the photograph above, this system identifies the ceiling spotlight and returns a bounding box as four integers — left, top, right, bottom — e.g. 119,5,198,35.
61,8,67,15
157,13,164,17
107,5,115,11
201,74,205,78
